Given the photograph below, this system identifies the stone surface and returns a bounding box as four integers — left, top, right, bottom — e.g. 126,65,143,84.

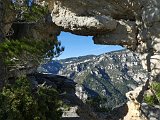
51,3,117,36
11,14,61,41
2,0,160,119
45,0,160,80
141,103,160,120
124,82,149,120
93,20,137,50
0,0,16,40
28,73,103,120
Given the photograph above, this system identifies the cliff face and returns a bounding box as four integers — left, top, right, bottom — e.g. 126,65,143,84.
43,0,160,80
40,1,160,119
28,73,104,120
38,49,148,108
38,50,160,120
1,0,160,119
2,0,160,80
0,0,15,41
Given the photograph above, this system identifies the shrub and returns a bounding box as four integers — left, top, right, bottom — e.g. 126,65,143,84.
151,82,160,102
0,77,63,120
144,82,160,106
144,94,158,106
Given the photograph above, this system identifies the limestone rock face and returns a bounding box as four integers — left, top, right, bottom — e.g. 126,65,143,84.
124,83,149,120
1,0,160,119
45,0,160,79
49,0,138,37
52,0,117,35
93,20,137,50
141,103,160,120
40,0,160,119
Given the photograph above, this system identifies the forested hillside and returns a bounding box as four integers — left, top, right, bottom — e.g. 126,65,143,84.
38,49,148,109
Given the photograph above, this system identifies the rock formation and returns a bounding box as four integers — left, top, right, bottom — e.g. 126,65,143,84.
1,0,160,119
124,80,149,120
38,49,148,109
44,0,160,78
27,73,103,120
44,1,160,119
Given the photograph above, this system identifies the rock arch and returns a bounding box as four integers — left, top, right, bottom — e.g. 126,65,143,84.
1,0,160,119
43,1,160,119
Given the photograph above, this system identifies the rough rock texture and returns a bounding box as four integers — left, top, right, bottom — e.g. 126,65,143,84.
46,0,160,79
124,79,149,120
27,73,103,120
93,20,137,50
141,103,160,120
11,15,61,41
45,0,135,35
42,0,160,119
0,0,15,41
1,0,160,119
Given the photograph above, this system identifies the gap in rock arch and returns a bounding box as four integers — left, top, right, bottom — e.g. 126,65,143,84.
57,32,124,60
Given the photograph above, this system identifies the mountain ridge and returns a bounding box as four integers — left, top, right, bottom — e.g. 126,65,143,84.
38,49,148,108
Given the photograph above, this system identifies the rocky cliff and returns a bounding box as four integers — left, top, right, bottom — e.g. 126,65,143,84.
38,49,148,108
38,1,160,119
42,0,160,81
38,50,160,120
2,0,159,81
27,73,103,120
1,0,160,119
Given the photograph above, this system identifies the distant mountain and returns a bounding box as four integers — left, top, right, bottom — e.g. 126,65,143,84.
37,49,148,109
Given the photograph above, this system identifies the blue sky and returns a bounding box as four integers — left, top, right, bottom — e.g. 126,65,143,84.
57,32,124,59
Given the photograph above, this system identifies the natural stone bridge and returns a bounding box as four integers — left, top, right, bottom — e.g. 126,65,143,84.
1,0,160,119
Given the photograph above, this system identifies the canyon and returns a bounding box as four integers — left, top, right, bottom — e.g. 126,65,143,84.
1,0,160,119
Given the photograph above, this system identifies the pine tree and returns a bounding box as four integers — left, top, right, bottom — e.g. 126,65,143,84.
0,1,64,119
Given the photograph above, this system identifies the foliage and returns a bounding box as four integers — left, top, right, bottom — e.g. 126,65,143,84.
0,38,64,67
3,1,64,68
151,82,160,103
86,96,111,112
0,1,64,119
144,94,158,106
12,0,48,22
23,5,48,22
144,82,160,106
0,77,63,120
2,1,65,68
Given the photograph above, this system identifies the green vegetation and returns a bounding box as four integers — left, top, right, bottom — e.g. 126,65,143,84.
144,82,160,106
0,1,65,120
151,82,160,102
0,38,64,67
144,94,158,106
12,1,48,22
86,96,111,112
0,76,63,120
22,5,48,22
